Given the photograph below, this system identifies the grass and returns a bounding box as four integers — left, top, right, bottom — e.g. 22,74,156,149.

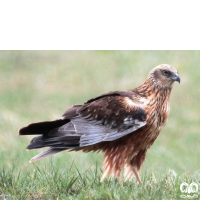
0,162,200,200
0,50,200,199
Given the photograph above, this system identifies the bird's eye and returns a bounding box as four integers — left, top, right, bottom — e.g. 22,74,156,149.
162,70,169,75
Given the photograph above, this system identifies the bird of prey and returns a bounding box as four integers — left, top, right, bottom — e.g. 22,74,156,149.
19,64,180,185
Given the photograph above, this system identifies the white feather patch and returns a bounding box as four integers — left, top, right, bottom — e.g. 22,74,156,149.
125,97,137,106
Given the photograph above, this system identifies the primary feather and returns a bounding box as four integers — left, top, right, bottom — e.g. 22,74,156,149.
19,64,180,185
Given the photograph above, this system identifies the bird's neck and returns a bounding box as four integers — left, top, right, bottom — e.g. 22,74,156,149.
134,76,172,102
135,77,172,128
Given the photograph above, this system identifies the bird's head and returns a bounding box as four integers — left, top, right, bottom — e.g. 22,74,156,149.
149,64,180,88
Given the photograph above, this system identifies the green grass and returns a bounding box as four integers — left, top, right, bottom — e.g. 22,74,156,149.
0,162,200,200
0,51,200,199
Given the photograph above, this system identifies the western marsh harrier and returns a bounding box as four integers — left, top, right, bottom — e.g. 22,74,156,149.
19,64,180,184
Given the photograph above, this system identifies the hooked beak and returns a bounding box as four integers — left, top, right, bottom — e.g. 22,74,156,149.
171,74,180,83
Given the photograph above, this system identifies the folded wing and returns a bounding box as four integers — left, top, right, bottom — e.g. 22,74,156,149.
19,91,147,162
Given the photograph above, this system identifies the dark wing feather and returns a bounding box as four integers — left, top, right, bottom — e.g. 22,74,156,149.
62,104,81,119
78,95,146,131
71,116,146,147
85,90,135,103
71,95,146,146
21,90,147,162
25,91,146,150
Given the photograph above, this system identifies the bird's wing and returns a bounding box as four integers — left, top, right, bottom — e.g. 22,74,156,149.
26,91,147,150
60,91,147,147
61,90,135,119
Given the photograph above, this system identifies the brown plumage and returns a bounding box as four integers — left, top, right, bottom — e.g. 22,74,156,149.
19,64,180,185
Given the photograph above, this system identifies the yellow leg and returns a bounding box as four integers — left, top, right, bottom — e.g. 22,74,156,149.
131,166,142,185
117,175,123,185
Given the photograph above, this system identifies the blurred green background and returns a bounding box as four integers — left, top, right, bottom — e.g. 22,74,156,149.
0,50,199,178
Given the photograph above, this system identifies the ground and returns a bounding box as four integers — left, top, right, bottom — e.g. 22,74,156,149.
0,51,200,199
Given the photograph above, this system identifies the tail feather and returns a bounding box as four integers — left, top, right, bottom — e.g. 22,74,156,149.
19,119,79,162
29,148,66,163
26,135,80,150
19,119,69,135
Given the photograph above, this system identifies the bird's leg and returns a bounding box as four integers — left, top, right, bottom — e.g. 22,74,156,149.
128,149,147,185
117,174,123,186
131,166,142,185
114,168,123,185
